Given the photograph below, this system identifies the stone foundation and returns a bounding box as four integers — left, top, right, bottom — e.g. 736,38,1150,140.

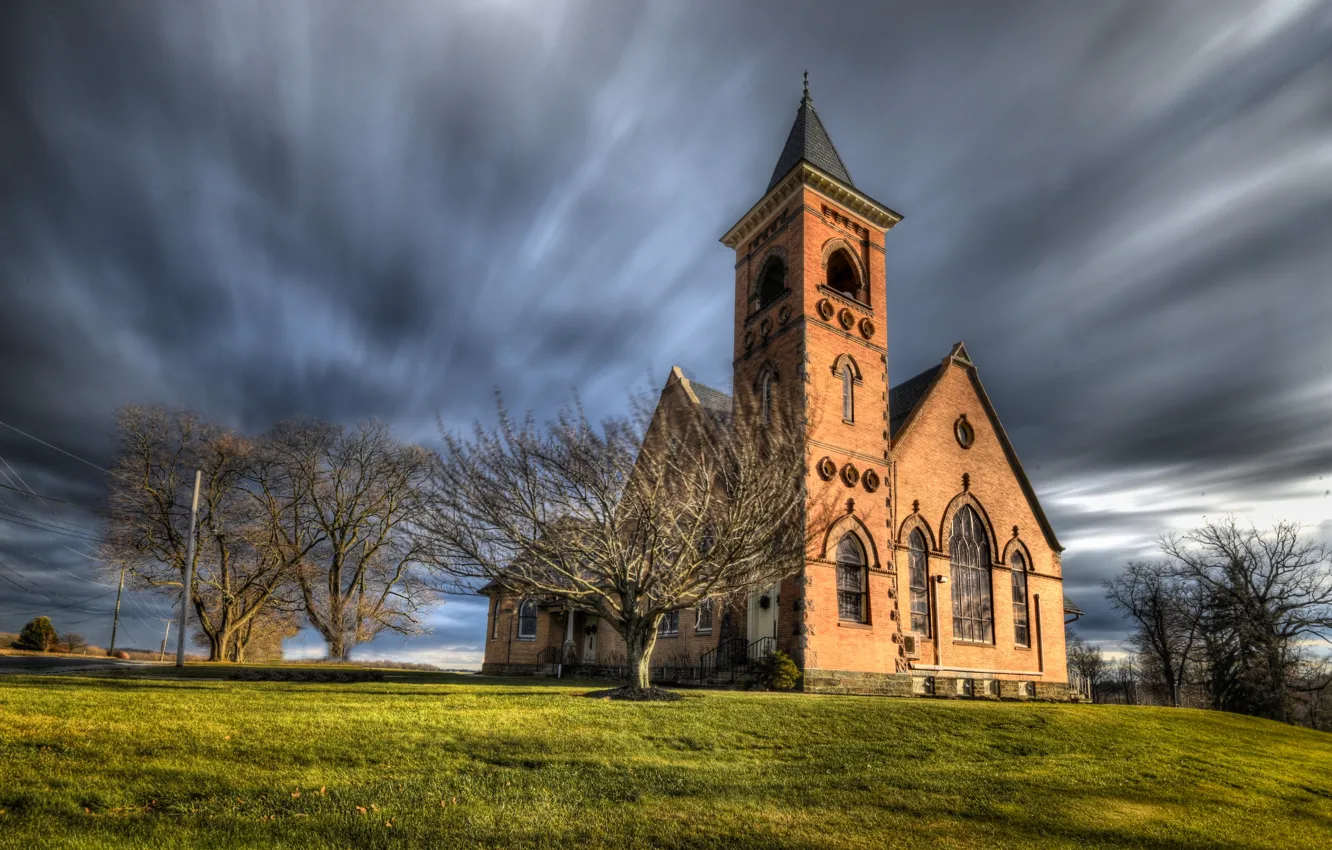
802,669,913,696
804,668,1074,701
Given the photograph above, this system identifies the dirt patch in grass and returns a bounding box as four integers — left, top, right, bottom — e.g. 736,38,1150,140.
227,669,386,683
584,685,683,701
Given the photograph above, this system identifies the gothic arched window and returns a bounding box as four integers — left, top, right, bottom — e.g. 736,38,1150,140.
757,257,786,309
1011,551,1030,647
758,369,775,425
908,530,930,636
836,533,868,623
841,360,855,423
950,506,993,643
827,249,859,300
516,599,538,640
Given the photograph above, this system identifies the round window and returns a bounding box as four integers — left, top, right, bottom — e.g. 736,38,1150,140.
955,417,974,449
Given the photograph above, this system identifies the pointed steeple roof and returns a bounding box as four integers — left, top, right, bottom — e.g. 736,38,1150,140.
767,72,854,192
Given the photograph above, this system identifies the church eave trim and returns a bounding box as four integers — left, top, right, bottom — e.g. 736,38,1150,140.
721,163,902,249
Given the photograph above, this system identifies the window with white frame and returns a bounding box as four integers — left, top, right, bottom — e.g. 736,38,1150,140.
516,599,538,640
490,597,500,640
950,506,994,643
1011,551,1030,647
836,533,868,623
695,599,714,633
908,530,930,636
658,610,680,637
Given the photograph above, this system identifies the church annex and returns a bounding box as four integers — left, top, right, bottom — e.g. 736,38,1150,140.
481,80,1076,699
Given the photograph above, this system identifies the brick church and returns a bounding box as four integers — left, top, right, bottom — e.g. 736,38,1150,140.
482,80,1078,698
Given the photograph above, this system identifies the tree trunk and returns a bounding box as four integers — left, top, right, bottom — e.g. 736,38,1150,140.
207,631,226,662
1267,644,1289,724
327,634,346,661
624,627,658,690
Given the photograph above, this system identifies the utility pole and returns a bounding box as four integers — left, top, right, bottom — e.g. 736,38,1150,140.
159,619,172,662
108,565,125,656
175,469,202,667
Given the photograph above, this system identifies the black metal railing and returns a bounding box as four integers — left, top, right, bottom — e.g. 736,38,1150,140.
697,636,778,684
746,636,776,664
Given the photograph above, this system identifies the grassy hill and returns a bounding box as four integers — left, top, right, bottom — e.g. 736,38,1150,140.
1,672,1329,849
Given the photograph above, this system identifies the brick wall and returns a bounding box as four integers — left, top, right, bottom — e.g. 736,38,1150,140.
890,360,1068,684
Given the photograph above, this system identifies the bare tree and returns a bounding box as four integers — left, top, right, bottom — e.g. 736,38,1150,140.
1066,630,1108,702
268,420,436,660
421,393,830,692
1290,656,1332,731
192,604,301,662
105,406,297,661
1113,657,1139,705
1105,561,1202,707
1161,518,1332,723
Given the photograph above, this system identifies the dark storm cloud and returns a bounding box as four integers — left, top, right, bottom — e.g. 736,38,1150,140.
2,0,1330,663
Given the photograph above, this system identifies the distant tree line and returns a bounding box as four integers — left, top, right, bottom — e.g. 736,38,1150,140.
1091,519,1332,729
6,616,88,654
103,406,436,661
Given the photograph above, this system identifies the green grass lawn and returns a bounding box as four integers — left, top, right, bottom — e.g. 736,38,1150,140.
1,671,1330,849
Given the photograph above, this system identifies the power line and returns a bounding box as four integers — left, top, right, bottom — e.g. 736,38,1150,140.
57,568,116,588
0,500,103,535
0,453,36,495
0,508,102,543
0,481,126,515
0,417,123,481
0,570,110,615
0,557,119,611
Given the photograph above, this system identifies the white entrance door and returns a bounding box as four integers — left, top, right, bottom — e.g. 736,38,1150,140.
583,618,598,664
747,584,778,643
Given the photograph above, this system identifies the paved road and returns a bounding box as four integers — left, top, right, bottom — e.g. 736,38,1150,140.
0,655,144,674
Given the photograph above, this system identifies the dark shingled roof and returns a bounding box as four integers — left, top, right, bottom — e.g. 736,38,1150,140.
889,365,942,438
678,367,938,439
1063,595,1084,616
689,380,734,427
767,82,854,192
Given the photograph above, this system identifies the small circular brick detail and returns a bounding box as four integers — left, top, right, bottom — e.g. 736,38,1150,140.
816,299,834,320
955,415,974,448
816,456,836,480
744,331,755,351
760,318,772,338
837,308,854,330
840,463,859,487
859,317,875,339
862,469,880,493
778,304,792,324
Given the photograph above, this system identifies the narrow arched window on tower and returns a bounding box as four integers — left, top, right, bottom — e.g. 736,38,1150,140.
950,506,993,643
759,369,774,425
827,249,859,301
757,257,786,310
841,361,855,423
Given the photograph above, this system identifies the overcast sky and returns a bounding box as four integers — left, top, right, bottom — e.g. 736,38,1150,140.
2,1,1330,667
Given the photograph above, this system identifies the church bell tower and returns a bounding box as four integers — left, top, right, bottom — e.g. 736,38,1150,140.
720,75,906,674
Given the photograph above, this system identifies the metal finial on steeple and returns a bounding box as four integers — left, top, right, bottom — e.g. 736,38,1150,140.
802,70,810,104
